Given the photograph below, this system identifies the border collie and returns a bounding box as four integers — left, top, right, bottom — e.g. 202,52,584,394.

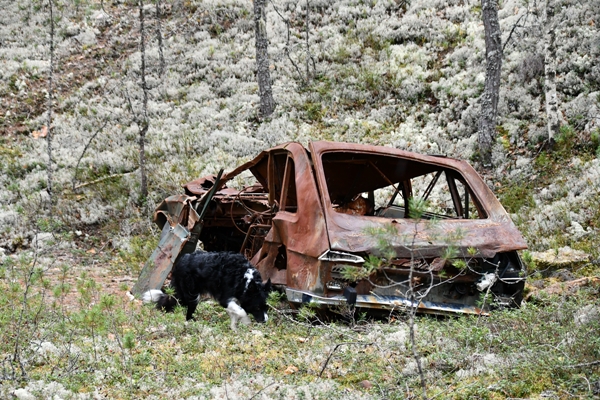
142,251,271,330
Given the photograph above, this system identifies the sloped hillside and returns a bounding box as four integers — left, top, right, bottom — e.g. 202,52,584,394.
1,0,598,256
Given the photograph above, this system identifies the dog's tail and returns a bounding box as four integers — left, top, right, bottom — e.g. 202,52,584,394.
142,289,178,312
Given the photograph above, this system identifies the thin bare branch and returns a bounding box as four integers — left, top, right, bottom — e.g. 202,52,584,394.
319,342,375,377
72,120,110,191
269,0,308,84
562,360,600,369
73,171,137,190
503,11,529,52
247,381,277,400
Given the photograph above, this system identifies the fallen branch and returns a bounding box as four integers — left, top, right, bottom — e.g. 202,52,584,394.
319,342,375,377
73,171,136,190
247,381,277,400
562,360,600,369
72,119,109,191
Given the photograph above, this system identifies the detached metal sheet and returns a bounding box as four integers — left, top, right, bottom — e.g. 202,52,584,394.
131,223,190,296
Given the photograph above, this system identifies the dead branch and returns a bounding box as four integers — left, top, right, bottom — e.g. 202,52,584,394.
72,120,109,191
408,221,427,398
503,11,529,52
319,342,375,377
73,171,136,190
254,0,276,117
562,360,600,369
247,381,277,400
10,230,43,382
269,0,307,85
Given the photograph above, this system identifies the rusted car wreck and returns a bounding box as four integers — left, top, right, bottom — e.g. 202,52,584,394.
133,141,527,315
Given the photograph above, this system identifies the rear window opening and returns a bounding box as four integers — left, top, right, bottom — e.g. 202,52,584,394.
321,152,487,220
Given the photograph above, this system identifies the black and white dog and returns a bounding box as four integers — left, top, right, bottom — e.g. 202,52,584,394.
142,251,271,330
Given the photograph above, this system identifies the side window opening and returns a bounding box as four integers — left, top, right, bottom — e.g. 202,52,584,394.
227,169,263,191
271,153,297,213
321,152,486,220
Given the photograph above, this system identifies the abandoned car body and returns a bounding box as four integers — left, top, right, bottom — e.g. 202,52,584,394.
133,141,528,315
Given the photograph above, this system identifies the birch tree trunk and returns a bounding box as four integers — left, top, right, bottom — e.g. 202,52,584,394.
544,0,559,146
254,0,276,118
478,0,503,166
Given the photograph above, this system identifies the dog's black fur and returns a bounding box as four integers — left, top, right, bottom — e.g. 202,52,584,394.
143,251,271,329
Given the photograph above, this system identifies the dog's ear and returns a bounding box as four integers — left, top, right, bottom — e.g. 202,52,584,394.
263,278,272,292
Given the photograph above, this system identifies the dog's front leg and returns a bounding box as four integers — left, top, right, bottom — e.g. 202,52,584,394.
186,298,199,321
225,308,240,331
226,300,251,330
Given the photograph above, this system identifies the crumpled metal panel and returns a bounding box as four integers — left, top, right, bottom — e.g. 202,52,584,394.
153,194,199,231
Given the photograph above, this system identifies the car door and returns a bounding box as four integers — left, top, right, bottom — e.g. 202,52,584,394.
253,143,330,292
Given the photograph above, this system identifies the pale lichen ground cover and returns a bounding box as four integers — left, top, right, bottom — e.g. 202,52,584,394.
0,0,598,255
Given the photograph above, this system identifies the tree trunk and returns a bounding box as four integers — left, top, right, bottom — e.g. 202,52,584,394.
478,0,503,166
138,0,148,200
254,0,275,118
544,0,559,146
46,0,55,210
156,0,165,78
305,0,310,80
